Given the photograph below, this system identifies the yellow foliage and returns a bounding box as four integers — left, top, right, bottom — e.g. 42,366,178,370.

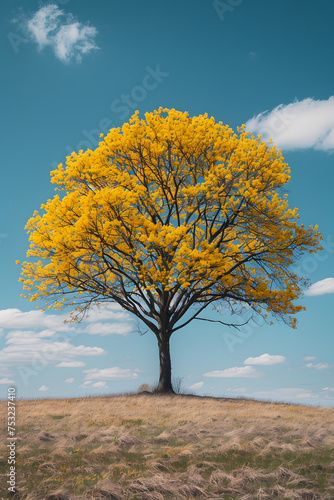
19,108,322,329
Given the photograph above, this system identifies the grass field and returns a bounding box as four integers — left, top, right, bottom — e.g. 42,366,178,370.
0,393,333,499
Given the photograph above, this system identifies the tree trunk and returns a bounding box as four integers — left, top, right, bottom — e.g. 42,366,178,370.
156,335,174,393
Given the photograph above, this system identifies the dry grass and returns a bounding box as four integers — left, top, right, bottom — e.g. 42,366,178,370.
1,394,333,499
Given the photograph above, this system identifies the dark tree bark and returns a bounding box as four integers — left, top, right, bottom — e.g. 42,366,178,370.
156,334,174,393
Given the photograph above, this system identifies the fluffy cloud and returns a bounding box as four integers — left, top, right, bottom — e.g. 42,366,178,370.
0,331,106,367
304,356,316,361
84,322,132,336
188,381,204,390
0,305,134,373
244,354,286,366
203,366,262,378
6,330,58,345
322,387,334,392
0,305,131,331
91,381,108,388
0,377,15,384
254,387,319,401
38,385,49,391
84,303,131,322
0,308,73,331
306,362,331,370
65,378,74,383
305,278,334,296
80,381,92,387
296,392,313,399
79,380,108,389
83,367,138,381
22,4,99,63
245,97,334,151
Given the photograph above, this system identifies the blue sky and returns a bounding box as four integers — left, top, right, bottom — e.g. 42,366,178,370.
1,0,333,405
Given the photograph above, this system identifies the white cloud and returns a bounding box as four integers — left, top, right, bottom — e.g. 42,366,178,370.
0,306,136,380
65,378,74,383
38,385,49,391
84,322,132,336
0,377,15,384
22,4,98,63
304,356,316,361
0,366,13,377
56,361,85,368
91,381,108,388
6,330,58,345
79,380,107,389
322,387,334,392
0,305,134,344
203,366,262,378
245,96,334,151
305,278,334,296
83,367,138,381
84,303,131,322
1,332,106,367
188,381,204,390
0,306,132,334
27,4,61,47
254,387,318,400
296,393,313,399
244,354,286,366
306,362,331,370
80,380,92,387
251,387,334,404
0,308,73,331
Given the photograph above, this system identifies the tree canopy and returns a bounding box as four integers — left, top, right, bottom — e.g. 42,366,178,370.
18,108,322,392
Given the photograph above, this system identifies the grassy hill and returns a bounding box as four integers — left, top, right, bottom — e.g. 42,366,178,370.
1,394,333,499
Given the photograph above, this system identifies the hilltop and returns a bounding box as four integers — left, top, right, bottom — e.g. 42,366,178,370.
0,394,333,499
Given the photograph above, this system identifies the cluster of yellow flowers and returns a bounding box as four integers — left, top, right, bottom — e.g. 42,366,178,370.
18,108,321,326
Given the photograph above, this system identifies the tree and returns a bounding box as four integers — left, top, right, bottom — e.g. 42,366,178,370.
19,108,322,393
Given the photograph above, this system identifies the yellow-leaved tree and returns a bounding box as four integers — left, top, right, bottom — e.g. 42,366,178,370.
19,108,321,393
